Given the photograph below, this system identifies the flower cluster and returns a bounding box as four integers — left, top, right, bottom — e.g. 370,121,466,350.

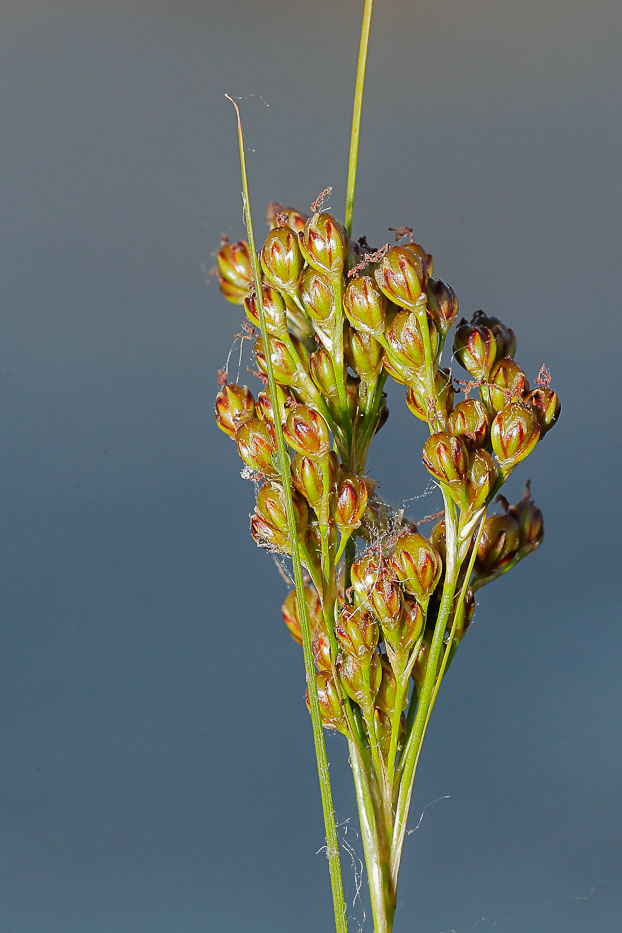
214,201,560,915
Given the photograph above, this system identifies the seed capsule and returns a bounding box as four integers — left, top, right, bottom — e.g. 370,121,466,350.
392,533,442,604
381,595,425,659
453,321,498,380
255,481,308,539
260,225,304,294
385,310,439,372
335,604,379,659
472,310,516,359
375,246,425,311
402,242,432,287
282,585,323,644
284,406,330,459
369,566,403,624
447,399,490,448
426,278,459,335
268,205,309,235
482,358,529,414
331,472,369,531
491,402,540,470
476,513,521,572
337,651,382,712
244,284,288,338
465,449,497,509
527,387,561,436
404,368,454,423
299,266,335,324
216,239,253,304
291,449,338,509
255,385,290,426
214,383,255,438
509,493,544,549
422,432,469,501
375,656,407,715
254,335,314,398
343,275,388,337
350,554,383,606
307,671,348,733
309,347,341,401
299,212,348,279
235,418,279,478
346,329,383,381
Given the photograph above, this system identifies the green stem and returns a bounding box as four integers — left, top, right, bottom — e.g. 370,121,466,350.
349,740,395,933
227,95,348,933
345,0,374,237
389,493,459,886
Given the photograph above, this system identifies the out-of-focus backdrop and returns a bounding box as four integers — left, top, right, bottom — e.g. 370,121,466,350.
2,1,620,930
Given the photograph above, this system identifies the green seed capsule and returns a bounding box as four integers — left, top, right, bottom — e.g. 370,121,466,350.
375,246,424,311
261,225,304,294
235,418,279,478
216,239,253,303
491,402,540,470
447,399,490,448
299,212,348,280
392,533,442,604
244,284,288,338
282,585,324,644
343,275,388,337
214,383,255,438
307,671,348,733
335,604,379,659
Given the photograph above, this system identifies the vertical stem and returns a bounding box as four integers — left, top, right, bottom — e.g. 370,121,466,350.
389,494,459,885
345,0,374,237
349,740,395,933
226,95,348,933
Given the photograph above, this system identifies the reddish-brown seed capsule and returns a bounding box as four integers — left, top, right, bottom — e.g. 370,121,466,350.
465,449,498,509
214,383,255,438
335,604,379,660
282,585,323,644
426,278,459,335
476,513,521,572
392,533,442,604
284,406,331,459
422,433,469,501
307,671,348,733
343,275,388,337
235,418,279,478
331,472,369,531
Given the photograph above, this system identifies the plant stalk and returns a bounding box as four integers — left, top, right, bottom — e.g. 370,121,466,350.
345,0,374,237
226,94,348,933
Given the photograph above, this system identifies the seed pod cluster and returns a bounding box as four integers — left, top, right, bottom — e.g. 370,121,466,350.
214,202,560,746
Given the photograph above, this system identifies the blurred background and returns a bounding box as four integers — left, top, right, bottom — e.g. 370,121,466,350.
1,0,621,930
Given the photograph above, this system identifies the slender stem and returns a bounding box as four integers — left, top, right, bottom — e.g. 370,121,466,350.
345,0,374,237
389,493,459,884
226,95,348,933
349,740,395,933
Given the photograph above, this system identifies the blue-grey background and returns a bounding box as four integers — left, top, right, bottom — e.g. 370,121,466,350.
2,0,620,930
